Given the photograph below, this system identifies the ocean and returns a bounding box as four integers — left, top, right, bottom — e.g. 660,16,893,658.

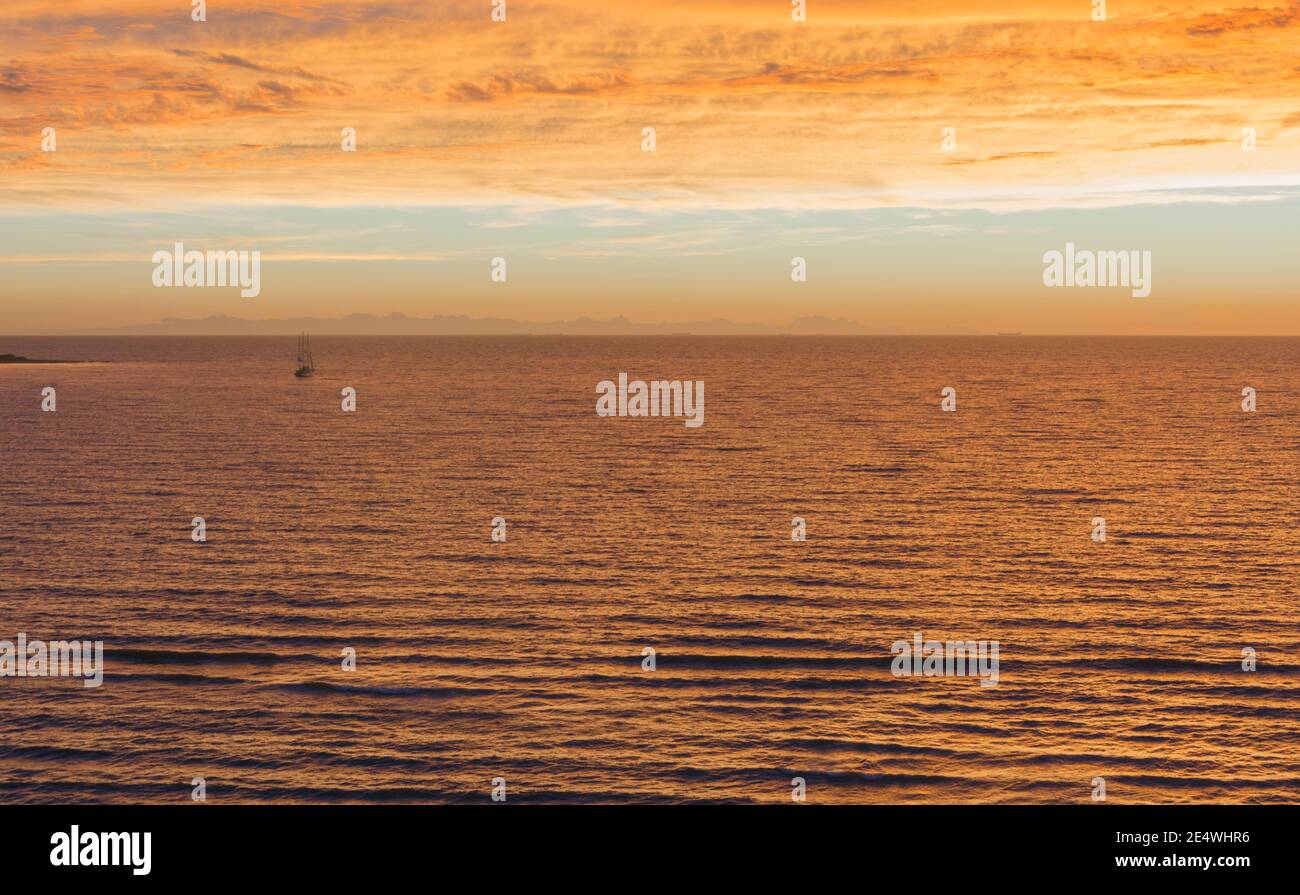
1,336,1297,803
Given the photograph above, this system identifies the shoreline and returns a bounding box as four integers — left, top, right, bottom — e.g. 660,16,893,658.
0,353,85,364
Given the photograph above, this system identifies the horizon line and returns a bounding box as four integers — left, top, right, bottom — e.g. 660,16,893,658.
9,333,1300,339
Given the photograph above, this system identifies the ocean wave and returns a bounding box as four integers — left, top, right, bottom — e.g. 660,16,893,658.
106,648,285,665
0,745,116,762
261,681,498,698
649,652,887,670
104,672,253,686
1070,657,1300,675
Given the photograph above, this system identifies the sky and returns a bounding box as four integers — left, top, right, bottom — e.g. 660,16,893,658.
2,0,1299,333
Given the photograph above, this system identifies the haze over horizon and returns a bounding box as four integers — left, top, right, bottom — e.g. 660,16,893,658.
8,312,962,337
12,311,1300,338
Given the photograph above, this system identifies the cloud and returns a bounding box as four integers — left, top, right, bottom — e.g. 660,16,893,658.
1186,2,1300,37
170,48,346,85
0,0,1297,211
445,70,637,102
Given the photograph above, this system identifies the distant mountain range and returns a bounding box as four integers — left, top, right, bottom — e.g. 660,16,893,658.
39,313,984,336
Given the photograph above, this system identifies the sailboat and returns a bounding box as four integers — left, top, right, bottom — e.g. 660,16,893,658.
294,333,316,378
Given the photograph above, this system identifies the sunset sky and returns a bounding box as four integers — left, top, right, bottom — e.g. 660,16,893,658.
2,0,1299,333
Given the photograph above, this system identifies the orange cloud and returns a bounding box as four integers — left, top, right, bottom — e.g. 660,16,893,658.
0,0,1297,210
